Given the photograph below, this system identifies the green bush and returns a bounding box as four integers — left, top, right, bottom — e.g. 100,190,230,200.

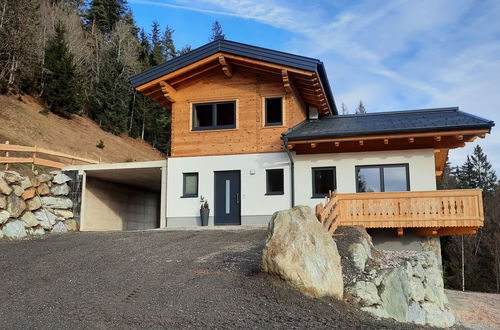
96,139,105,149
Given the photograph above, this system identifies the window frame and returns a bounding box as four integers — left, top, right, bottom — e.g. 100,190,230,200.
355,164,410,193
264,97,284,127
311,166,337,198
182,172,199,198
265,168,285,195
192,101,236,131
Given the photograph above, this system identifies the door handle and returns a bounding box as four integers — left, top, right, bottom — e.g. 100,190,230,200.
236,192,240,204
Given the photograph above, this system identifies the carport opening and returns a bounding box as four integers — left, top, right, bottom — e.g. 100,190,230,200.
83,167,163,231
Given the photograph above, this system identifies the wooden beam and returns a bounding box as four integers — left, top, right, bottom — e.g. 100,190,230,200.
159,81,177,102
223,53,314,76
287,144,294,150
282,69,306,112
456,135,463,141
170,63,221,86
359,140,364,146
434,136,441,142
384,139,389,145
282,69,292,93
218,55,233,78
408,138,414,143
334,142,340,147
310,143,317,148
436,170,443,177
397,228,404,236
414,228,439,236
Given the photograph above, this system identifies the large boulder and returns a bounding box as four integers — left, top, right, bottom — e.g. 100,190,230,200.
26,196,42,211
51,183,70,196
2,220,27,239
7,194,26,218
37,183,50,195
20,177,32,190
21,211,39,228
52,173,71,184
41,197,73,209
379,267,409,322
64,219,79,231
261,206,343,299
0,210,10,224
0,195,6,209
22,187,37,200
52,221,68,233
0,178,12,195
34,209,57,230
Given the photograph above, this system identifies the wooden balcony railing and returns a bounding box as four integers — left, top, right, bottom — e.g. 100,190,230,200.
316,189,484,236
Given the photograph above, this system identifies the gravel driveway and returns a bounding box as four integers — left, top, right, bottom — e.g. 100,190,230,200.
1,228,424,329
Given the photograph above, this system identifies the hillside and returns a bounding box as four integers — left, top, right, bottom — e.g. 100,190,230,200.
0,95,165,164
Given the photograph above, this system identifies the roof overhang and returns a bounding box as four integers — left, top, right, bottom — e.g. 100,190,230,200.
284,128,490,179
130,40,337,115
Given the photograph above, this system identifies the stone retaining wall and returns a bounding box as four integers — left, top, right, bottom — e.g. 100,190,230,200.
0,170,79,239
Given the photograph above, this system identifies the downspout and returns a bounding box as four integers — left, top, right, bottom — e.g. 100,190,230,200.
282,136,295,208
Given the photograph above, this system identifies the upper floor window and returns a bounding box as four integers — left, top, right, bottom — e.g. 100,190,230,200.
312,167,336,198
192,101,236,130
265,97,283,126
356,164,409,192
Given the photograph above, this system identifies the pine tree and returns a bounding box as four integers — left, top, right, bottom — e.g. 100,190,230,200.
149,21,164,66
42,22,82,116
356,100,366,114
177,45,191,56
85,0,127,34
209,20,225,41
341,102,349,115
162,26,176,60
470,145,498,194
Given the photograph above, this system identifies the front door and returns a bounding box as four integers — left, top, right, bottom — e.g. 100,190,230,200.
214,171,241,225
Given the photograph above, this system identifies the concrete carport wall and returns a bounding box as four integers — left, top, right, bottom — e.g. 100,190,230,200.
63,161,167,231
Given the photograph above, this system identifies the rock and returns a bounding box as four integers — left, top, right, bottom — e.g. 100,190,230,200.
12,185,24,197
408,277,425,302
421,236,442,272
52,221,68,233
36,173,52,183
407,301,426,325
41,196,72,209
64,219,79,231
51,183,70,196
7,194,26,218
361,238,373,259
349,243,368,271
413,263,426,279
26,196,42,211
421,301,454,327
53,209,73,219
0,178,13,195
361,306,389,319
52,173,71,184
347,281,381,306
4,172,21,184
2,220,27,239
27,227,45,236
380,267,408,322
22,187,37,200
20,177,32,190
261,206,343,299
34,209,57,230
0,210,10,224
37,183,50,195
0,195,6,208
21,211,39,228
0,228,3,239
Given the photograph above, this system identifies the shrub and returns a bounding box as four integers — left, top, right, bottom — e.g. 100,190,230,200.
96,139,105,149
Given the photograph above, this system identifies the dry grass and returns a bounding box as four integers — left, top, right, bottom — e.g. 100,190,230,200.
0,95,165,164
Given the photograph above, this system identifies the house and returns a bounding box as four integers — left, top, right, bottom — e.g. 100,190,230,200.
66,39,493,249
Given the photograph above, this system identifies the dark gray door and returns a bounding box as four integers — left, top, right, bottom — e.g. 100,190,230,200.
214,171,241,225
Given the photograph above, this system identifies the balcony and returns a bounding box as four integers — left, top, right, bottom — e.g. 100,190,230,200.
316,189,484,236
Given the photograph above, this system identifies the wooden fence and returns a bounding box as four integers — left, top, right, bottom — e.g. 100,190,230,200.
1,140,99,170
316,189,484,236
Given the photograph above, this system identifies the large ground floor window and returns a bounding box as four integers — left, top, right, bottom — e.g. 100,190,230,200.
356,164,409,192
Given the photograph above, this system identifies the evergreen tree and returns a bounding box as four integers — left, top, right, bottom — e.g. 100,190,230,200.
85,0,127,34
162,26,176,60
456,146,497,193
341,102,349,115
149,21,164,66
42,22,82,116
209,20,225,41
356,100,366,114
137,28,151,69
177,45,192,56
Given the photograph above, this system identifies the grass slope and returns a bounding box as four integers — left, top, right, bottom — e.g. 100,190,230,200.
0,95,164,165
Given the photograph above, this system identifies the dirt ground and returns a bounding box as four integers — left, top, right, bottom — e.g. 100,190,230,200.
0,95,164,164
0,228,431,329
446,289,500,330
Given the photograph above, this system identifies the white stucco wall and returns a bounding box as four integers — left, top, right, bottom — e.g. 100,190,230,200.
166,152,291,225
165,149,436,226
294,149,437,209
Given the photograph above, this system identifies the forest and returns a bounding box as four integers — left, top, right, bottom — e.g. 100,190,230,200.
0,0,223,155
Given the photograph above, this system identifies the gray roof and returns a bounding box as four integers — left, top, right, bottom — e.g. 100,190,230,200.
283,107,494,140
129,39,337,114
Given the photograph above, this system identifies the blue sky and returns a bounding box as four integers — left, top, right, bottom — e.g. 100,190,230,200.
129,0,500,172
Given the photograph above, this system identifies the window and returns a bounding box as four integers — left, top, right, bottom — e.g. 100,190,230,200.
265,97,283,126
266,169,284,195
182,173,198,197
192,101,236,130
312,167,336,198
356,164,409,193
